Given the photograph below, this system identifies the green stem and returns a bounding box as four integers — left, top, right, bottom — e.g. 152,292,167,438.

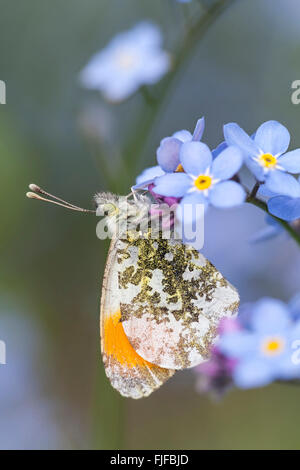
247,196,300,247
140,86,158,107
91,363,126,449
124,0,238,175
181,3,192,29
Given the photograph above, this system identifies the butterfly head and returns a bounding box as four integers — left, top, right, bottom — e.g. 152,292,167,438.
94,191,153,237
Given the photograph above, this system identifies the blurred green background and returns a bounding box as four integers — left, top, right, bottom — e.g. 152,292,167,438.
0,0,300,449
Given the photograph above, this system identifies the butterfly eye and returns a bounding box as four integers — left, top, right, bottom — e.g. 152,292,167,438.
96,202,117,217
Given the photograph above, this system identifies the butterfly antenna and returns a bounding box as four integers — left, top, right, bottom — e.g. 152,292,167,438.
26,183,95,213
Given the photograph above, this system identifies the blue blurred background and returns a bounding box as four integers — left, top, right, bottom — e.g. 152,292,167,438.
0,0,300,449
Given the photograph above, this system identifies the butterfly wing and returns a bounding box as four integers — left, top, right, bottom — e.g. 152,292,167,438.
100,238,174,399
118,235,239,370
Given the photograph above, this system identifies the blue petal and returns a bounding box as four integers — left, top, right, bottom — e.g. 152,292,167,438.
289,294,300,320
209,181,246,208
211,146,243,180
223,123,260,157
180,141,212,176
268,196,300,221
103,76,140,102
266,171,300,198
172,129,192,143
250,298,291,334
130,22,162,48
212,141,228,159
156,137,182,172
153,173,192,197
245,156,265,181
254,120,290,155
290,321,300,341
277,149,300,173
218,331,258,359
233,359,274,389
139,50,170,85
257,184,277,198
276,351,300,380
136,165,165,185
192,117,205,142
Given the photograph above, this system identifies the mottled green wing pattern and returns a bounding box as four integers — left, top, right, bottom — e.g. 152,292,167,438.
118,233,239,370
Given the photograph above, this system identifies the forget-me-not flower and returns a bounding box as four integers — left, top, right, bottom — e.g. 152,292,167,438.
224,120,300,198
135,166,165,186
156,117,205,172
153,141,245,220
135,117,205,187
80,22,170,102
218,298,300,388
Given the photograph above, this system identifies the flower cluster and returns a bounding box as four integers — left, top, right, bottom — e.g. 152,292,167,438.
80,22,170,102
136,118,300,234
195,295,300,395
224,121,300,223
79,21,300,234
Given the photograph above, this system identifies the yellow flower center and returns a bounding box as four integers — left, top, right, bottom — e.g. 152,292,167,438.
259,153,277,169
175,164,184,173
194,175,212,191
261,336,285,357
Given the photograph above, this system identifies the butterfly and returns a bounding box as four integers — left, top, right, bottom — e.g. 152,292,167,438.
27,184,239,399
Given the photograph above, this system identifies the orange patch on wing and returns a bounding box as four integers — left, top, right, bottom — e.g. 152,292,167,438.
103,311,154,368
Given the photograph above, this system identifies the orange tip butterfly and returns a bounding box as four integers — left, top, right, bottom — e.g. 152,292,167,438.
27,184,239,399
